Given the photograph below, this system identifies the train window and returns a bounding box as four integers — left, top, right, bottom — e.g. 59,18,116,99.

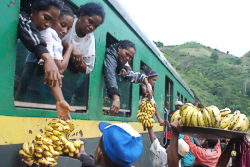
181,95,183,102
14,1,88,112
184,98,187,104
103,33,132,117
165,76,173,112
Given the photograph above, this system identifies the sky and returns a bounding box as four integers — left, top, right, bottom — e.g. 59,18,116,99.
118,0,250,57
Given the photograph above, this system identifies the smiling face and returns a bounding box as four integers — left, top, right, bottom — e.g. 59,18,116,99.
118,46,135,65
75,14,103,37
31,6,60,31
52,14,74,39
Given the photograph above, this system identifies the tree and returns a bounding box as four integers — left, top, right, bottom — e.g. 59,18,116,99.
211,52,219,63
153,41,164,47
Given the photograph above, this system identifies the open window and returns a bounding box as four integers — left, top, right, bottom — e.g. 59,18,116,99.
181,94,183,103
165,76,173,112
184,98,187,104
14,0,87,113
177,92,180,101
139,62,153,99
103,33,132,117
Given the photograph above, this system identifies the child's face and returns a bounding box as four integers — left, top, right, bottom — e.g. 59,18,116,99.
76,14,103,37
149,76,158,87
52,14,74,39
32,6,60,31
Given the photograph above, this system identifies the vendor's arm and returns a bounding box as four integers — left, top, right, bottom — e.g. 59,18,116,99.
19,11,62,87
167,121,181,167
216,140,234,167
50,86,75,120
154,105,164,126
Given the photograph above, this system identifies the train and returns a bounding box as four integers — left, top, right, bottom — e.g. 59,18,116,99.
0,0,194,166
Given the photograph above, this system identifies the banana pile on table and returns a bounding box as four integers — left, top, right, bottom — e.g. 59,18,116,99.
137,98,155,128
171,103,249,132
19,119,84,167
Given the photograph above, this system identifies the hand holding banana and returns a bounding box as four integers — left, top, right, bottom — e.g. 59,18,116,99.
137,98,156,128
19,119,83,167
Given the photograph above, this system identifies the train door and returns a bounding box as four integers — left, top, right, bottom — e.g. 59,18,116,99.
165,76,173,112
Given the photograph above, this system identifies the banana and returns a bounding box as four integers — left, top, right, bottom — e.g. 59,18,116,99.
45,125,54,132
35,134,42,141
35,146,43,153
180,106,194,124
58,136,68,145
63,148,69,153
42,137,53,146
220,108,231,117
45,157,57,163
45,131,53,137
34,140,43,146
228,111,241,130
202,108,212,127
232,114,246,131
50,135,60,142
53,130,62,136
48,145,60,156
69,152,74,157
243,115,249,132
38,157,56,166
23,142,30,154
29,143,35,155
41,144,49,151
43,151,53,157
54,126,63,132
197,111,205,127
63,125,70,133
34,152,43,158
184,107,196,126
180,103,194,111
220,114,234,129
54,145,63,151
68,142,76,152
19,150,30,159
66,120,74,132
54,140,63,146
75,148,79,154
190,110,198,126
206,106,221,128
170,110,181,123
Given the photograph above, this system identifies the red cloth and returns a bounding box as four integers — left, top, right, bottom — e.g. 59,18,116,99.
184,136,221,167
167,112,174,140
235,136,250,167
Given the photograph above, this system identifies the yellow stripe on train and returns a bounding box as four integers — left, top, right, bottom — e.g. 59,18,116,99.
0,116,163,145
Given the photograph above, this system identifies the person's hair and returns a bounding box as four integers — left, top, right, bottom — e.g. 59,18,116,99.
31,0,63,12
99,137,122,167
78,2,105,23
59,5,74,18
206,139,218,148
118,40,136,50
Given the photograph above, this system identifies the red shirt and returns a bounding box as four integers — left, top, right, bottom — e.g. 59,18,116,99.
167,112,174,140
184,136,221,167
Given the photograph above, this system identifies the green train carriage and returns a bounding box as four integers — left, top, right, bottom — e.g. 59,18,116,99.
0,0,194,166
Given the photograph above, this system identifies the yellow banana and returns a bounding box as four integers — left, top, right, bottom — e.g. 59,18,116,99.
63,125,70,133
53,130,62,136
220,114,233,129
170,110,180,123
35,134,42,141
23,142,30,154
45,125,54,132
190,110,198,126
232,114,245,131
38,157,56,166
69,152,74,157
220,108,231,117
34,152,43,158
41,144,49,151
63,148,69,153
197,111,205,127
19,150,30,159
29,143,35,155
43,151,53,157
35,146,43,153
202,108,212,127
54,145,63,151
45,131,53,137
206,106,221,128
42,137,53,146
68,142,76,152
50,135,60,142
228,111,241,130
184,107,196,126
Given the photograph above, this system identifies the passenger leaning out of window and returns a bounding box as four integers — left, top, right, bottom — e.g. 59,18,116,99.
18,0,74,120
62,2,105,74
103,40,153,116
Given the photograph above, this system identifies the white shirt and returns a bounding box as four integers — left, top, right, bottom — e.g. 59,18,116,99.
150,138,181,167
63,19,95,74
39,28,63,64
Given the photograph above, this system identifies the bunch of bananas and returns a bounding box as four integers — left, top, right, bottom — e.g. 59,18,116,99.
170,103,249,132
137,98,155,128
19,119,84,167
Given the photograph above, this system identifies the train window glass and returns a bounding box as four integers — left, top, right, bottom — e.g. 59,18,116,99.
181,95,183,102
165,76,173,112
184,98,187,104
14,1,87,113
103,33,132,117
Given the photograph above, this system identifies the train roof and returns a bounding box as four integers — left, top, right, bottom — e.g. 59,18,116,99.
106,0,194,98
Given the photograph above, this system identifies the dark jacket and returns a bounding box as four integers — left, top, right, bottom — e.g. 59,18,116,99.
18,11,48,59
103,43,147,98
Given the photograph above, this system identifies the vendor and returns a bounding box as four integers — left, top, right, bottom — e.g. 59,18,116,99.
103,40,153,116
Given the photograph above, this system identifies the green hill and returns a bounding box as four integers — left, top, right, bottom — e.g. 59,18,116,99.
159,42,250,116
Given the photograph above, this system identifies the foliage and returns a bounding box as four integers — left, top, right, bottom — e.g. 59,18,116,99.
153,41,164,47
160,42,250,116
